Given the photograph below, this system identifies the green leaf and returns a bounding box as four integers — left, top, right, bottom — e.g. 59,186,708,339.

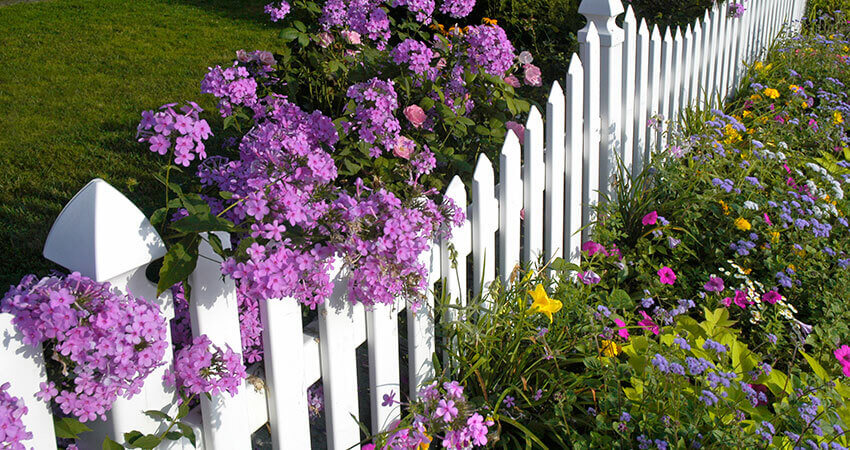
223,115,236,130
165,431,182,441
419,97,435,110
102,436,124,450
54,417,92,439
297,34,310,47
292,20,306,32
171,213,236,234
279,27,299,41
177,422,197,447
123,431,143,444
143,410,172,422
208,233,226,259
219,191,234,200
177,401,190,420
127,434,163,449
608,289,634,309
157,236,200,296
801,350,829,381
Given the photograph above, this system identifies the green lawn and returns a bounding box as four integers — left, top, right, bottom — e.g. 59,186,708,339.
0,0,282,287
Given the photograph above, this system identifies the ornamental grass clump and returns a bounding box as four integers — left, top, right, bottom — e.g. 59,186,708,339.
0,273,168,422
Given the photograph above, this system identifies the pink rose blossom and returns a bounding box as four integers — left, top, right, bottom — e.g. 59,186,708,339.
393,136,416,160
523,64,542,86
505,121,525,141
403,105,427,128
504,75,521,88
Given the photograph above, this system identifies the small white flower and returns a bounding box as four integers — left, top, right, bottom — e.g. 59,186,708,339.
743,201,759,210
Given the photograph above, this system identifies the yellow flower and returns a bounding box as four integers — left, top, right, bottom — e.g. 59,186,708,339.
742,110,752,118
789,84,799,91
528,284,562,323
482,17,498,25
418,435,431,450
769,231,780,243
763,88,780,100
742,267,752,275
750,94,762,102
787,264,796,272
754,61,764,71
718,200,730,215
834,111,844,125
734,217,752,231
600,340,621,357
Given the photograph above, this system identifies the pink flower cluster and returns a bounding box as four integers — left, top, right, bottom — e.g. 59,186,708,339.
438,0,474,18
320,0,391,49
345,78,402,157
265,1,291,21
164,335,247,397
391,39,438,78
383,381,492,449
392,0,435,24
836,345,850,377
464,24,516,78
200,63,260,117
0,383,33,449
136,102,212,167
1,273,168,422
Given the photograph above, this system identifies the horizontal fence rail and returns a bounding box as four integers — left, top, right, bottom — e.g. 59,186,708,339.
2,0,807,448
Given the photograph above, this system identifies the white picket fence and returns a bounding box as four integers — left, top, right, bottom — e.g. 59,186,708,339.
1,0,807,448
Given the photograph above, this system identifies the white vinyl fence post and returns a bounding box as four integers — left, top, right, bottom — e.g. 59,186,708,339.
42,178,180,449
579,0,624,200
622,6,638,175
544,83,567,264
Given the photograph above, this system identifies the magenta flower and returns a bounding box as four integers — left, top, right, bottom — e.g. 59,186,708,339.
657,266,676,285
835,345,850,377
642,211,658,226
733,290,750,309
434,399,458,422
613,318,629,339
382,391,396,407
763,213,772,226
703,276,724,292
505,120,525,141
762,290,781,305
523,64,542,86
582,241,607,257
721,296,732,307
638,311,660,335
577,270,601,285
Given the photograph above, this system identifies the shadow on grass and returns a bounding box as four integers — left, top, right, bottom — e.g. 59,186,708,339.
166,0,274,25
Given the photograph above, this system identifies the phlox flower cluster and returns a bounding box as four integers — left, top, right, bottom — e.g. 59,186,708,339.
345,78,402,157
0,383,33,450
265,1,291,21
136,102,211,167
336,185,463,307
392,0,434,24
438,0,474,18
164,335,247,397
200,63,260,117
391,39,438,79
1,273,168,422
464,24,516,78
383,381,492,449
728,2,746,19
320,0,391,49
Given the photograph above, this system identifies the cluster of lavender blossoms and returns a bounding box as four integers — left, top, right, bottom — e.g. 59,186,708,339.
164,335,247,397
136,102,212,167
1,273,168,422
0,383,33,449
382,381,492,449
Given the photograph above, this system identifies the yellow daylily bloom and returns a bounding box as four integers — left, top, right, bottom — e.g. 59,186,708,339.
528,284,562,323
734,217,751,231
763,88,780,100
718,200,730,215
600,340,621,357
834,111,844,125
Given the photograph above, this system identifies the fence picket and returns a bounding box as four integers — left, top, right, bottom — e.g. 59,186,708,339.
579,21,601,240
408,244,440,400
472,154,497,297
442,176,471,314
681,24,694,112
622,6,638,173
0,314,56,449
499,133,523,280
523,107,545,264
366,303,400,433
318,263,362,450
671,27,684,127
545,82,566,264
706,5,720,105
646,25,662,156
564,55,584,263
260,297,311,449
659,27,674,151
633,19,651,176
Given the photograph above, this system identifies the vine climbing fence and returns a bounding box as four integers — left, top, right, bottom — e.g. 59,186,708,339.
0,0,808,448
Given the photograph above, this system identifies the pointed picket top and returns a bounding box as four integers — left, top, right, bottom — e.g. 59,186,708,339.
675,25,683,41
568,52,584,76
624,5,636,27
501,128,522,162
693,19,701,35
43,178,166,282
583,20,600,47
664,26,673,42
638,18,649,37
473,153,495,186
445,175,467,210
685,22,692,36
549,80,565,109
651,23,661,41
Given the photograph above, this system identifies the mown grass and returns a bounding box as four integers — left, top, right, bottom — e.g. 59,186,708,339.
0,0,283,287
